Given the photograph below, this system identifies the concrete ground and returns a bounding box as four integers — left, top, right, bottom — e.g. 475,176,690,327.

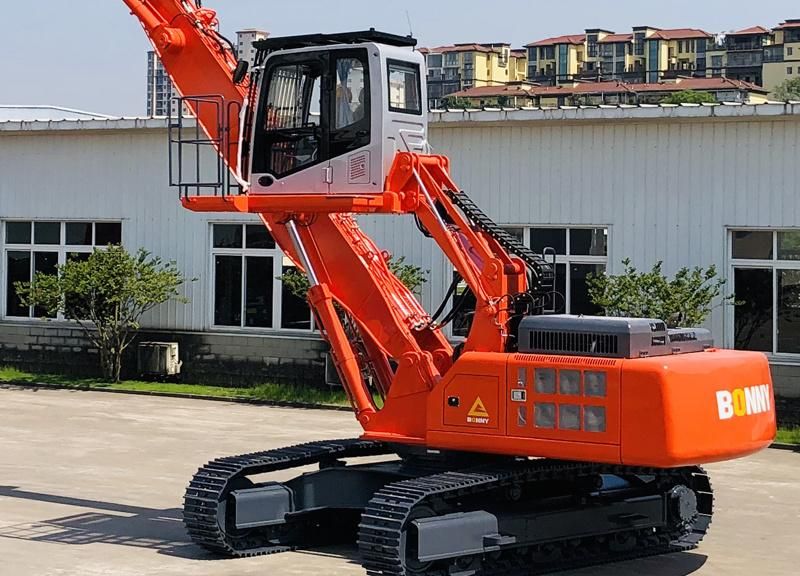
0,387,798,576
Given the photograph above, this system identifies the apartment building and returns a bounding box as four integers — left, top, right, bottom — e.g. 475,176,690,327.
423,43,527,108
236,28,270,66
526,27,712,86
146,51,178,117
762,20,800,92
525,20,800,95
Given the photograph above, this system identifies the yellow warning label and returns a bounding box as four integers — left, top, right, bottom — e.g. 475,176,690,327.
467,397,490,424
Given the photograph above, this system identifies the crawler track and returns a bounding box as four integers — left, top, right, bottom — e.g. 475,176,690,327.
183,438,391,557
184,440,712,574
359,460,713,576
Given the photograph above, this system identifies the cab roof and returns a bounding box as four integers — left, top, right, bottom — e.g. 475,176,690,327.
254,30,417,53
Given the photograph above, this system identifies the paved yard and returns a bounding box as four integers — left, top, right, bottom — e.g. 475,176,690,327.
0,387,798,576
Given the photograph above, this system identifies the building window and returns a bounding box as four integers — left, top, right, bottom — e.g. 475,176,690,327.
558,45,569,77
444,52,460,67
731,230,800,355
427,54,443,69
788,67,793,75
211,223,312,331
451,226,609,337
3,221,122,320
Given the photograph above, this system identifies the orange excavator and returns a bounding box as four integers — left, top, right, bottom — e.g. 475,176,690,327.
122,2,776,574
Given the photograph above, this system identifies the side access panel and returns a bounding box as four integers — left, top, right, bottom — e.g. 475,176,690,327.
426,352,622,463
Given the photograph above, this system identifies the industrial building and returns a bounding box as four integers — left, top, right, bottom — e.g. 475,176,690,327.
1,103,799,405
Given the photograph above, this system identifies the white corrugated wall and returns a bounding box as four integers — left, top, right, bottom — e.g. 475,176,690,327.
361,113,800,345
0,127,258,332
2,111,799,346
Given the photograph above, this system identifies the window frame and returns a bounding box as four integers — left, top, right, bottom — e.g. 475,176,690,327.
387,59,423,116
727,228,800,361
450,225,610,338
524,226,609,316
209,222,315,334
1,220,123,322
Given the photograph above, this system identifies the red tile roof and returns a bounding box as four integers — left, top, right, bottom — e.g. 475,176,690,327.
728,26,770,36
598,33,633,43
529,77,767,98
526,34,585,48
649,28,713,40
446,84,540,99
775,20,800,30
632,77,767,93
425,44,494,54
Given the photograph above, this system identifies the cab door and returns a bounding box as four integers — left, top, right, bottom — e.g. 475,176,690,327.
250,51,330,195
327,49,379,194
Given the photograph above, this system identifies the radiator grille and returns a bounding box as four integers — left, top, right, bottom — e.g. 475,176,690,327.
528,330,619,356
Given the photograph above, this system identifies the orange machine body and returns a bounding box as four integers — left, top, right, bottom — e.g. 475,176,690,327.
398,349,775,468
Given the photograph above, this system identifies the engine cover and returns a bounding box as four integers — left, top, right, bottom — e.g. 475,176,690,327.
518,315,713,359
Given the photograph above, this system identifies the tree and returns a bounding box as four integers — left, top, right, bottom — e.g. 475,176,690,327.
586,258,732,328
17,246,188,382
280,256,428,300
441,96,476,109
660,90,716,105
773,78,800,101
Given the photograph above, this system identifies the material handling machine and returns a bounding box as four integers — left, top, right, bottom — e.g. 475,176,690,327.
121,2,776,574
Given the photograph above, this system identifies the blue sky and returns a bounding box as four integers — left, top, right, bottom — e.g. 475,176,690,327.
1,1,797,116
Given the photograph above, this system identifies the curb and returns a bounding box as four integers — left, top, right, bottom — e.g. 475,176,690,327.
770,442,800,453
0,381,352,412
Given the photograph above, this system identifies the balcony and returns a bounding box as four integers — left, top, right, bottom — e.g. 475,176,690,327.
726,40,766,52
764,47,785,63
529,74,557,86
727,52,764,68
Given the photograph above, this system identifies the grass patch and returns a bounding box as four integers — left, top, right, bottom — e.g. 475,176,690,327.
0,366,351,407
776,428,800,445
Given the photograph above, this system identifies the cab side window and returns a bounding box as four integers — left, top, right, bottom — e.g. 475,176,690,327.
388,60,422,115
330,52,370,158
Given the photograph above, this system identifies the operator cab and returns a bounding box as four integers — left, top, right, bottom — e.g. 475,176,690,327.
248,31,427,196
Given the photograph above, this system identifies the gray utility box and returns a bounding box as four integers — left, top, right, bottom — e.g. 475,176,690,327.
137,342,183,376
518,315,713,359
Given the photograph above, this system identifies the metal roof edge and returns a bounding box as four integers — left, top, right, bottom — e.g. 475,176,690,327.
2,103,799,133
429,102,800,125
0,117,174,132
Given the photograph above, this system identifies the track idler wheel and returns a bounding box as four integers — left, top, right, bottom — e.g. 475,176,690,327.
669,484,699,531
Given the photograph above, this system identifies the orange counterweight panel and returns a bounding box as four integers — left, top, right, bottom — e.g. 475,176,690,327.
620,349,776,468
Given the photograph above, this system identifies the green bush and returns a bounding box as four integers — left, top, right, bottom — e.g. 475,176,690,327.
16,246,188,382
587,258,732,328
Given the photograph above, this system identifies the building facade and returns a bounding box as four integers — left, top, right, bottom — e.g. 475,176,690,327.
2,105,800,412
423,44,527,109
236,28,270,66
525,20,800,95
146,50,177,117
